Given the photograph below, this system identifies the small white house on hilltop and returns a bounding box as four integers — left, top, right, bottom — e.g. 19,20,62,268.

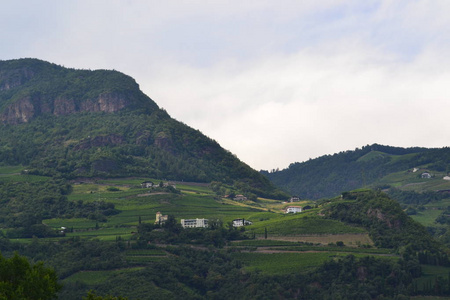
284,206,302,214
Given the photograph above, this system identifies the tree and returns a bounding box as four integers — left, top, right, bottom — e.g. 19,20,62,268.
0,252,61,300
83,290,128,300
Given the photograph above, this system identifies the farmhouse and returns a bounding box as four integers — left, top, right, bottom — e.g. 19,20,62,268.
163,182,176,188
181,218,208,228
290,196,300,202
232,219,253,227
284,206,302,214
155,211,168,225
141,181,154,188
233,195,247,201
421,172,432,179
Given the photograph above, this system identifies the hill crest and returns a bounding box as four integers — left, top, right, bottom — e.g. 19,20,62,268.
264,144,449,199
0,58,158,124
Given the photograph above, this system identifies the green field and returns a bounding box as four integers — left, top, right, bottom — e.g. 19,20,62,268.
64,267,144,285
0,165,24,174
231,252,396,275
411,210,445,227
376,169,450,192
415,265,450,291
245,211,366,235
38,178,369,243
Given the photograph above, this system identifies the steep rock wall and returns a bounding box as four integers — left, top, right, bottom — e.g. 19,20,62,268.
1,92,130,124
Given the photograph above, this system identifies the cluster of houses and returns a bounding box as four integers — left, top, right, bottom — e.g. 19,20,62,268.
141,181,177,189
149,181,307,231
154,212,252,228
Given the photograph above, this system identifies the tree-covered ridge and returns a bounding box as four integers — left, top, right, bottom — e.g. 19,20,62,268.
264,144,450,199
0,110,283,197
325,190,450,265
0,178,119,238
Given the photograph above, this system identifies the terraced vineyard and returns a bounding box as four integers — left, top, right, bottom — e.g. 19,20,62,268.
1,169,449,298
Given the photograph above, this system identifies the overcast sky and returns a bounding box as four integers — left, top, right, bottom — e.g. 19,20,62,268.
2,1,450,171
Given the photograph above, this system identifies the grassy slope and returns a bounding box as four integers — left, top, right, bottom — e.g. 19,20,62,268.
4,171,425,288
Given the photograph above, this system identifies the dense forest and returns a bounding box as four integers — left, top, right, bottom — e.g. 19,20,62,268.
325,190,449,265
0,59,286,199
264,144,450,199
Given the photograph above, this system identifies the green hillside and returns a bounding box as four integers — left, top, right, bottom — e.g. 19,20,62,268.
0,59,285,199
0,171,448,298
264,144,450,199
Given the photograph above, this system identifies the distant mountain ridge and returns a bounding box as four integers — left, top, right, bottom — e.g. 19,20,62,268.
0,58,286,199
263,144,450,199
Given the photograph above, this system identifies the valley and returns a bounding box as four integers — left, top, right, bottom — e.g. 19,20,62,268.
0,166,449,298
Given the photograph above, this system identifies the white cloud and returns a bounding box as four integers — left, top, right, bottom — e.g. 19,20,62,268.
144,38,450,170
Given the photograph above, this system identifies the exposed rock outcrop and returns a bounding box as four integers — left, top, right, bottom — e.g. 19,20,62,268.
0,58,158,125
1,96,36,124
367,208,402,229
1,92,131,124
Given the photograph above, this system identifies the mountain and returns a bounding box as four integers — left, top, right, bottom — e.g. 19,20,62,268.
264,144,450,199
0,58,286,199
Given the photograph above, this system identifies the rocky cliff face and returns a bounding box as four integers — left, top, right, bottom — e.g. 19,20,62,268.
0,92,131,124
0,58,158,125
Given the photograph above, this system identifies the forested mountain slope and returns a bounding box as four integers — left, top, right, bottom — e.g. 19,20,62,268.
264,144,450,199
0,58,285,198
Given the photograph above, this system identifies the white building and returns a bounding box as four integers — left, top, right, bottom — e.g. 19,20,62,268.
232,219,253,227
284,206,302,214
181,218,208,228
233,195,247,201
421,172,432,179
290,196,300,202
141,181,154,188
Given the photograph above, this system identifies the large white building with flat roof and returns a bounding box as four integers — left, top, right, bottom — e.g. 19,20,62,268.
181,218,208,228
284,206,302,214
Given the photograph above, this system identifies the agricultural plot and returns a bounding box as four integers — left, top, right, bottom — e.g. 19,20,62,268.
0,173,49,183
63,267,145,285
233,233,374,247
377,169,450,192
411,210,445,227
125,249,168,264
245,211,367,235
414,265,450,291
41,178,371,242
232,252,395,275
0,165,24,174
